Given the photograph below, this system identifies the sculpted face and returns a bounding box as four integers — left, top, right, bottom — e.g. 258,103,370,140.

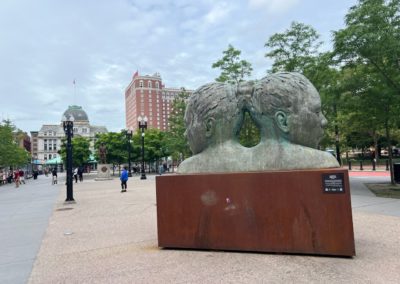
287,87,327,148
249,72,327,149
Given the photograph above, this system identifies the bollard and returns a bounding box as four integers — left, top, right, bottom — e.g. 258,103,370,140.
386,160,389,171
372,160,376,171
348,161,352,170
360,161,363,170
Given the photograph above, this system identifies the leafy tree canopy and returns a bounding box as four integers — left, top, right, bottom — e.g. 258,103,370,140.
265,21,322,73
212,44,253,85
94,132,128,165
0,120,30,168
60,136,91,167
165,89,191,161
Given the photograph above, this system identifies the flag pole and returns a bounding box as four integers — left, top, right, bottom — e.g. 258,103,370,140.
73,79,76,105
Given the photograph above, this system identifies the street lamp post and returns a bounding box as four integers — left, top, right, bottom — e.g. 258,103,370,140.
124,129,133,177
138,116,148,180
62,114,75,202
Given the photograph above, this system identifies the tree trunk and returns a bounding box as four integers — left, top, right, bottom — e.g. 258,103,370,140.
333,102,341,165
385,121,395,185
373,133,379,164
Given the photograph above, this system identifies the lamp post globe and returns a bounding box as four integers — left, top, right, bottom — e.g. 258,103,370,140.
62,114,75,202
138,116,148,180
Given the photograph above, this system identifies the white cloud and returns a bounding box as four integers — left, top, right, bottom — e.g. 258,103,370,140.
0,0,356,133
248,0,299,13
204,2,232,24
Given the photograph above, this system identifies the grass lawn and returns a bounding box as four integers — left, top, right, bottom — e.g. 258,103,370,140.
366,183,400,199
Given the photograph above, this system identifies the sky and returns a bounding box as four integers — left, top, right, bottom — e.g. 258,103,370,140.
0,0,358,133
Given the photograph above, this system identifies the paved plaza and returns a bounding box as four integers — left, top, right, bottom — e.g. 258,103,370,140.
1,171,400,283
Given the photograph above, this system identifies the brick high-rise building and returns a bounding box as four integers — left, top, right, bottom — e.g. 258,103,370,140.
125,71,192,131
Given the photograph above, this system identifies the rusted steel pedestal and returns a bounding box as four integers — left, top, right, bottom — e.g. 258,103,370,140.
156,169,355,256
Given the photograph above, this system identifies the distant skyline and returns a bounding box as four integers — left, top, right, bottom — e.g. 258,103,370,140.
0,0,357,133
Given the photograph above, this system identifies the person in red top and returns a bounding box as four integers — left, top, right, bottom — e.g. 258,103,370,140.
14,170,20,188
18,169,25,184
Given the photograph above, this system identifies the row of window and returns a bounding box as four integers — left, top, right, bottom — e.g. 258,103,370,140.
73,128,88,133
44,139,57,151
43,131,57,136
139,80,160,89
44,154,56,160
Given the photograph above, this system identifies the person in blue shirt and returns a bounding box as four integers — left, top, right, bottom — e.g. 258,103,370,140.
120,166,129,192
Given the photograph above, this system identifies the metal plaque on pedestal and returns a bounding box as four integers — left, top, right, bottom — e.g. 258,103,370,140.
95,164,112,181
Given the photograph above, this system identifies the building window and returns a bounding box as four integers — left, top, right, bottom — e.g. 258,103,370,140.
139,80,144,88
156,82,159,89
73,128,78,133
44,154,47,160
148,81,152,88
49,154,52,159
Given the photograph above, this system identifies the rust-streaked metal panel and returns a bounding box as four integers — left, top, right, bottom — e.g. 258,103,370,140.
156,169,355,256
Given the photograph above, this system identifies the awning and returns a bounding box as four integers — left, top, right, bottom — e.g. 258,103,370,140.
45,156,63,165
87,154,97,163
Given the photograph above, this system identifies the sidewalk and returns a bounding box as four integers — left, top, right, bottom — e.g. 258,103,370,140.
0,176,59,284
28,174,400,283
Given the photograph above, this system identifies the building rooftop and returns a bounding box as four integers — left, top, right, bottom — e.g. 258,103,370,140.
62,105,89,122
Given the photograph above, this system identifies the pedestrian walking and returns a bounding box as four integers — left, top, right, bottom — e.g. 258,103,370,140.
52,168,58,185
14,170,20,188
73,168,78,183
19,169,25,184
8,172,13,183
78,167,83,182
120,166,128,193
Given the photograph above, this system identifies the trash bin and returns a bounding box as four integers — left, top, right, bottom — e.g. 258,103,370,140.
394,163,400,183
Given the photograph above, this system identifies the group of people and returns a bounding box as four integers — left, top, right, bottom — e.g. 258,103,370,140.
0,169,26,187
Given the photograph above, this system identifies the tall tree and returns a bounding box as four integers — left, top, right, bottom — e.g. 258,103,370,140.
165,89,191,161
212,44,253,85
265,21,322,74
265,23,344,158
0,120,30,168
212,45,259,147
94,132,128,167
0,123,15,167
60,136,91,167
140,128,169,164
334,0,400,183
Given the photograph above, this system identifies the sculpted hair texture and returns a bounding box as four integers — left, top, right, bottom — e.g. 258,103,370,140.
253,72,317,116
185,82,239,129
